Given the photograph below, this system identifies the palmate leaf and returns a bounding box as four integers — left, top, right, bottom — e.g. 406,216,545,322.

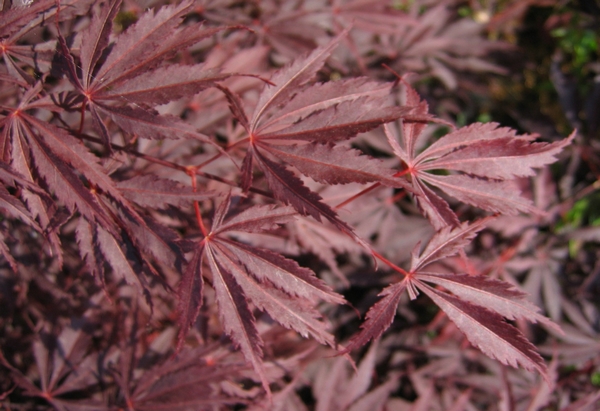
345,219,556,380
3,101,183,292
385,84,574,229
176,195,345,396
0,321,104,411
222,32,412,243
54,0,231,146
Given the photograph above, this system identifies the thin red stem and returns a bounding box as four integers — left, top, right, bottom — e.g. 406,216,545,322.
187,167,208,236
370,248,410,277
335,168,412,210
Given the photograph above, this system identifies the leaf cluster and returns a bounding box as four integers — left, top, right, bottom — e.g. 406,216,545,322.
1,1,596,410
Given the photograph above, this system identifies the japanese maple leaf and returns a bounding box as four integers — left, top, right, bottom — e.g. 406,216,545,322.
0,0,92,84
55,0,233,148
222,30,413,242
385,83,575,229
345,218,560,381
0,322,104,411
3,87,186,293
177,194,345,396
112,329,254,411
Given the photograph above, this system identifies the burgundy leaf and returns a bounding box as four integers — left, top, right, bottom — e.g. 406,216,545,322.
256,78,394,134
79,0,122,88
212,202,296,235
0,0,55,38
419,173,539,215
176,246,204,351
0,184,42,231
220,239,345,304
204,243,269,394
415,273,561,333
95,225,147,295
256,101,412,143
410,218,490,272
262,143,407,187
344,281,407,352
254,150,358,240
117,175,217,209
420,132,576,179
22,122,113,228
416,281,548,379
75,218,103,280
213,242,336,347
250,28,350,132
92,0,194,87
97,64,231,106
97,104,216,143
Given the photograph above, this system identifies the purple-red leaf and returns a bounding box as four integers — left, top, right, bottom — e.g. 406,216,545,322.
262,143,408,187
416,281,548,379
415,273,561,333
410,218,490,272
344,281,407,352
204,243,269,394
117,175,216,209
250,28,350,132
176,246,204,351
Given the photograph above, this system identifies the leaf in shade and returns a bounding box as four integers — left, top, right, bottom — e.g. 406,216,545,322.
343,281,407,352
117,175,217,209
97,104,216,143
0,321,104,410
0,184,42,231
416,281,548,379
117,208,182,271
96,225,147,295
0,0,55,38
175,246,204,351
75,218,103,280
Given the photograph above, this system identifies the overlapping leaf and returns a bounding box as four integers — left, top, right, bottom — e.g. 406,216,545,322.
55,0,231,146
177,194,345,395
221,31,412,242
344,218,556,380
0,322,104,411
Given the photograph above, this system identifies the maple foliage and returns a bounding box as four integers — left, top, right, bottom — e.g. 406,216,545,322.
1,0,596,410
